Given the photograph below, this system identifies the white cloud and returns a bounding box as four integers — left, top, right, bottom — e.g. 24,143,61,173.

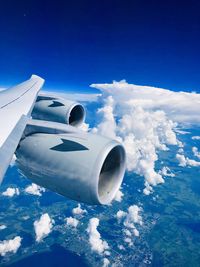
192,136,200,140
124,229,132,237
114,189,124,202
116,205,142,246
90,81,182,193
93,96,118,140
118,244,125,250
87,218,109,255
0,225,6,230
186,158,200,167
91,80,200,124
159,166,175,177
22,216,30,221
0,236,22,256
34,213,54,242
124,237,133,246
25,183,45,196
102,258,110,267
143,182,153,195
123,205,143,228
192,147,200,159
176,154,187,167
133,228,139,237
178,148,184,154
116,210,127,222
72,204,87,216
65,217,79,228
176,153,200,167
2,188,19,197
41,91,100,103
175,129,190,135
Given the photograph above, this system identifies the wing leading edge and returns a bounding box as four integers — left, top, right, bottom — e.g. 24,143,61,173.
0,75,44,183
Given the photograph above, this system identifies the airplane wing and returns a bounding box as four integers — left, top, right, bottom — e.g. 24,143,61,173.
0,75,44,183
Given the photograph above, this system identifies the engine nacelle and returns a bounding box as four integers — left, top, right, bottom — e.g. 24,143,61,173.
32,95,85,127
16,129,126,205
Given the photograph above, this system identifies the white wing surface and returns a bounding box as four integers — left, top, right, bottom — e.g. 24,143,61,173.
0,75,44,183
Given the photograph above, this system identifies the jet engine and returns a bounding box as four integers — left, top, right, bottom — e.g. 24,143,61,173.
16,121,126,205
32,94,85,127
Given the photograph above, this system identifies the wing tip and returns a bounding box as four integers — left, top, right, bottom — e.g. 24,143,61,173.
31,74,45,81
30,74,45,87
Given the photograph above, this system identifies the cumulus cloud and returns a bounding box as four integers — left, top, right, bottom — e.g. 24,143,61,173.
175,129,190,135
102,258,110,267
87,218,110,255
72,204,87,216
94,96,118,140
123,205,143,228
41,91,100,103
118,244,125,250
143,182,154,195
124,237,133,246
34,213,54,242
25,183,45,196
2,187,19,197
176,154,187,167
91,82,177,193
0,225,7,230
159,166,175,177
114,189,124,202
192,147,200,159
116,205,142,246
123,229,132,237
91,80,200,193
133,228,139,237
192,136,200,140
65,217,79,228
0,236,22,256
116,210,127,222
176,154,200,167
91,80,200,124
178,148,184,154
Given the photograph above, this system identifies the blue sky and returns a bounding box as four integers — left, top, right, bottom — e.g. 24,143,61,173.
0,0,199,93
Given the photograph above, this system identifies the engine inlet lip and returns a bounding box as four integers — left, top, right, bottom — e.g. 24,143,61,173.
91,140,126,205
66,103,86,127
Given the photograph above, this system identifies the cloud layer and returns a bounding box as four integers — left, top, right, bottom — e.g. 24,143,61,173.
91,81,187,193
91,80,200,124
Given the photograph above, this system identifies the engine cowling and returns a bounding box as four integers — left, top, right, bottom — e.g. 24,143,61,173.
32,95,85,127
16,130,126,205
